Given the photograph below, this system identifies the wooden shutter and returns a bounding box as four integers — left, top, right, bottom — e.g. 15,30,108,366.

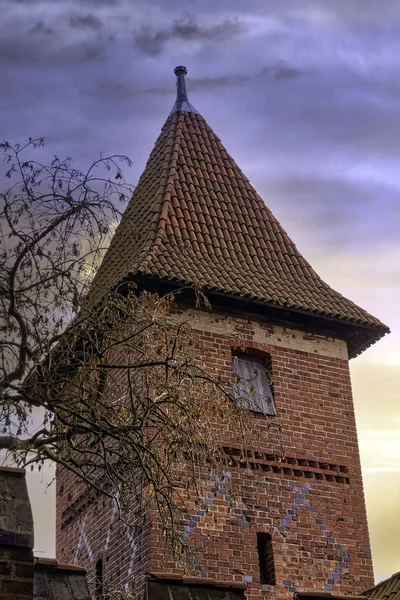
232,355,251,409
232,355,276,415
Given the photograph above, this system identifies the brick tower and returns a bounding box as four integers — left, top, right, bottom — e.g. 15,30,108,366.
56,67,389,599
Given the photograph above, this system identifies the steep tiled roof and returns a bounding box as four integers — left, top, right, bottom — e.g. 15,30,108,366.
90,67,388,352
363,572,400,600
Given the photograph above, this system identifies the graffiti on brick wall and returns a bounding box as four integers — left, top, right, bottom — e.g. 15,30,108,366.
74,494,137,591
74,521,93,564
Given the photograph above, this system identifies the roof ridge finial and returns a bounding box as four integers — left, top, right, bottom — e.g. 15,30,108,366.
174,65,188,103
169,65,199,116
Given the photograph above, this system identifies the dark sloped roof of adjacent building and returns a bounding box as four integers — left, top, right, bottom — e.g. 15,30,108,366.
295,592,366,600
34,559,90,600
362,571,400,600
89,67,389,356
147,573,245,599
0,467,90,600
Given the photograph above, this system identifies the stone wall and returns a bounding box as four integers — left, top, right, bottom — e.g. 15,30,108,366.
0,466,90,600
0,466,34,600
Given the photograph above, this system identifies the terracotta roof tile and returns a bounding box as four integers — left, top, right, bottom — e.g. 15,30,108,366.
89,101,389,354
363,572,400,600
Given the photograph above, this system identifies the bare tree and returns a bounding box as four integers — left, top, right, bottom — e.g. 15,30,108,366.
0,137,131,446
0,139,246,550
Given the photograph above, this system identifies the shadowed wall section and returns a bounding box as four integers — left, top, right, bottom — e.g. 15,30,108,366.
0,466,90,600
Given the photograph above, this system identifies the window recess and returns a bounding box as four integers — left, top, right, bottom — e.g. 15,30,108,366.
95,558,103,599
257,532,276,585
232,353,276,416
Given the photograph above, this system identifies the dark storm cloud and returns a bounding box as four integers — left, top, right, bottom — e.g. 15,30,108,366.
170,0,400,25
28,21,54,35
188,64,301,90
256,175,400,251
134,16,246,56
84,62,301,100
0,35,109,66
0,9,113,67
141,62,300,93
1,0,399,239
172,16,245,40
134,29,168,56
69,15,104,31
0,0,119,4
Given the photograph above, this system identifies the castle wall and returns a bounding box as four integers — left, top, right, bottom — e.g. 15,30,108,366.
56,306,374,599
148,307,374,598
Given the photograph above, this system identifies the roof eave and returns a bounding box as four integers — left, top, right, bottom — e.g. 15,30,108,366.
122,274,389,359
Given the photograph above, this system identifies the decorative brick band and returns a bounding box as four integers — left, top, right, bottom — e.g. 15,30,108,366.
62,446,351,530
222,447,351,485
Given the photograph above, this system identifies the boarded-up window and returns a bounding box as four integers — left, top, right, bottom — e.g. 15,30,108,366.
232,354,276,415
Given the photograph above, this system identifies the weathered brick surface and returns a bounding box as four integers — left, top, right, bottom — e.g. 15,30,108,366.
56,307,374,599
0,467,90,600
56,472,149,599
0,467,34,600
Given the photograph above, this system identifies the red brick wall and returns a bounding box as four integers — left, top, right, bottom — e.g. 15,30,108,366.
56,306,374,598
56,469,149,599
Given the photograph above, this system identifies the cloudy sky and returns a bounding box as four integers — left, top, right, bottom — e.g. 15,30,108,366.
1,0,399,585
